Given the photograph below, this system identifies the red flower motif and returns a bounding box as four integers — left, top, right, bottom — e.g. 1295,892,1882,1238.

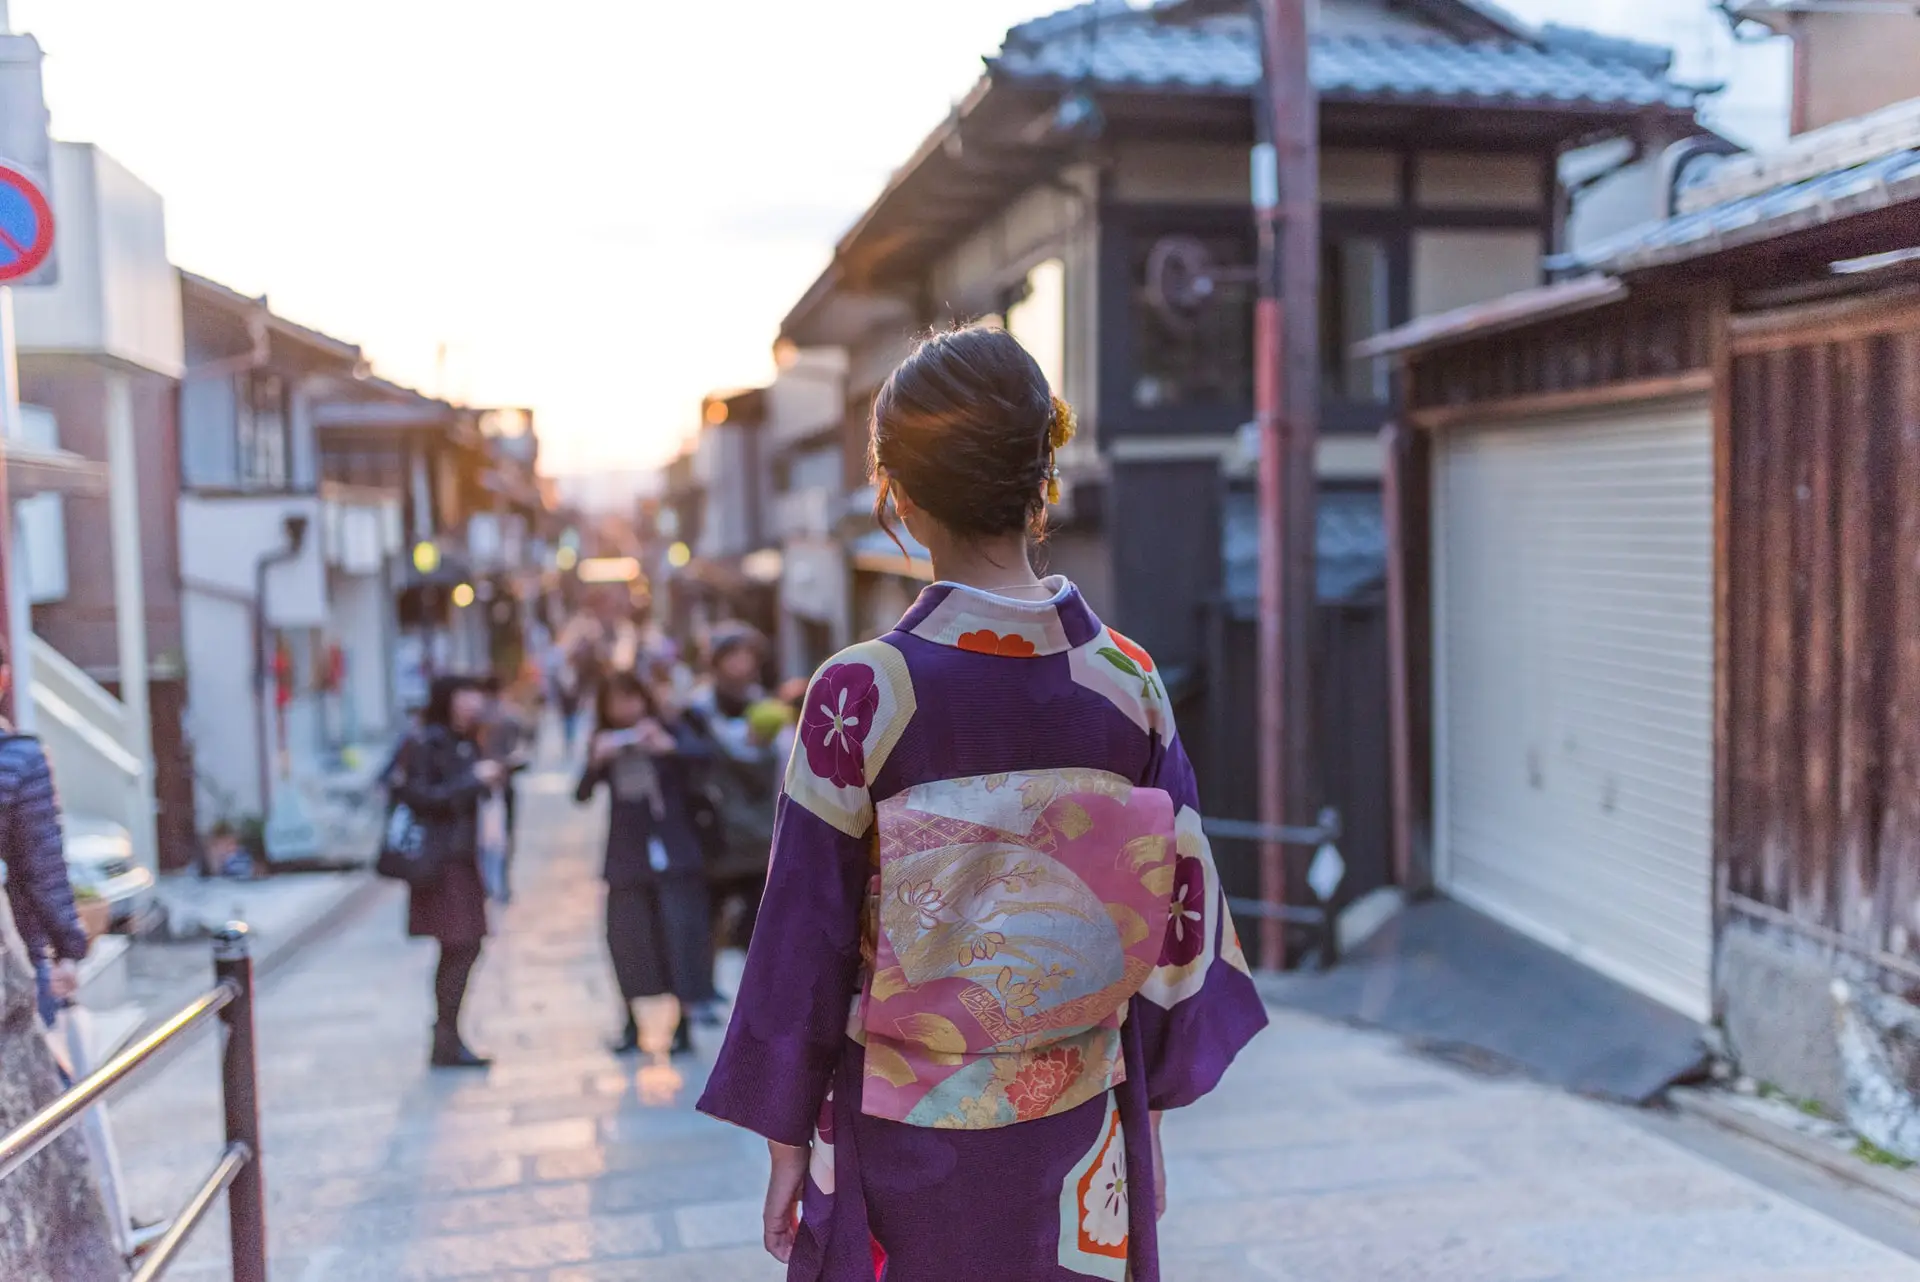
1005,1045,1086,1121
800,663,880,789
957,629,1038,658
1108,629,1155,673
1159,855,1207,967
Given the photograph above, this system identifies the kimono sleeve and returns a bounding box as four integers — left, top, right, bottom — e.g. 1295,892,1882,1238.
1133,732,1269,1111
697,643,916,1146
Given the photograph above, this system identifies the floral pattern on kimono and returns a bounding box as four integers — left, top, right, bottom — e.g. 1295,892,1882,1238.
1058,1093,1129,1281
785,639,917,840
699,577,1267,1282
860,769,1177,1130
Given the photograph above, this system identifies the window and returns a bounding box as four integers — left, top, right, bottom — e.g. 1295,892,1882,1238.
1223,485,1386,606
1006,258,1067,398
236,371,290,489
1321,235,1391,404
322,447,404,490
1412,229,1542,318
790,445,841,494
1131,229,1255,410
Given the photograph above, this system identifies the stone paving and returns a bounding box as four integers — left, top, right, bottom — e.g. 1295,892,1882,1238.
100,760,1920,1281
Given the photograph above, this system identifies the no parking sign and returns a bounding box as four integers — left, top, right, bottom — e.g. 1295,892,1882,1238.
0,160,53,282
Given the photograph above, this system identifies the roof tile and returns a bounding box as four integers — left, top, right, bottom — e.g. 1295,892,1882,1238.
992,10,1697,111
1555,143,1920,275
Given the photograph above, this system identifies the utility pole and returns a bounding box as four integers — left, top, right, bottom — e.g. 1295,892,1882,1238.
1251,0,1320,968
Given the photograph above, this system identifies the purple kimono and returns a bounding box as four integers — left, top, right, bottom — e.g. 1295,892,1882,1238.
698,578,1267,1281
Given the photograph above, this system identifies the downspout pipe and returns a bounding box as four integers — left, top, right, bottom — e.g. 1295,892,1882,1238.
251,514,308,817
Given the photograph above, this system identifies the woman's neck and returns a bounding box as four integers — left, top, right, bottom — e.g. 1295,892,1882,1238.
929,535,1045,595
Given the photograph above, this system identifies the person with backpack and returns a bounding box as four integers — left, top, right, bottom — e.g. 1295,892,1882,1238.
0,639,121,1278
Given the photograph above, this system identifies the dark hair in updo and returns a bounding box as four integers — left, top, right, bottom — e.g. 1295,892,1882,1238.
870,326,1054,546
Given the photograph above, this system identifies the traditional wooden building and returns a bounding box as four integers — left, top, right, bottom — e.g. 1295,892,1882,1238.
1367,98,1920,1107
778,0,1708,959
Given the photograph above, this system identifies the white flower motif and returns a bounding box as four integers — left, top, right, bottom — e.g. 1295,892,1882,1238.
1080,1125,1128,1248
822,685,862,750
1168,890,1202,944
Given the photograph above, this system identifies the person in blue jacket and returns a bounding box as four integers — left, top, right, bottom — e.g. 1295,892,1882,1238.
0,641,88,1025
0,637,119,1278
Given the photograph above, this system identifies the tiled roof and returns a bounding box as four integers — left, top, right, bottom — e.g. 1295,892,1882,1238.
1554,104,1920,275
991,7,1697,112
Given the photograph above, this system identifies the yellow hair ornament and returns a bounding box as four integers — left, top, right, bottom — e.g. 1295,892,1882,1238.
1047,469,1063,506
1049,396,1078,451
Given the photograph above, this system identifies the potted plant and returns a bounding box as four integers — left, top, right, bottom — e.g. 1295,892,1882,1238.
73,884,111,940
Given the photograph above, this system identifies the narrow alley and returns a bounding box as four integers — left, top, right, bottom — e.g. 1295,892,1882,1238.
96,752,1920,1282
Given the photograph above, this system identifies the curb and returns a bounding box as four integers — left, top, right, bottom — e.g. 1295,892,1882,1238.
1668,1088,1920,1213
122,874,390,1057
248,874,390,983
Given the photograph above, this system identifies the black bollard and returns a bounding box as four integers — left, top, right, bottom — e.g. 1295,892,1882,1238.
213,922,268,1282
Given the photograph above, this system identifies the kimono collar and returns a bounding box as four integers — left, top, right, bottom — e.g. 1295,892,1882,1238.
897,576,1101,657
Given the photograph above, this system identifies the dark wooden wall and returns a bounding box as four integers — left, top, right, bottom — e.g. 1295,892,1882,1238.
1407,292,1714,419
1203,600,1392,969
1106,459,1222,673
1723,293,1920,967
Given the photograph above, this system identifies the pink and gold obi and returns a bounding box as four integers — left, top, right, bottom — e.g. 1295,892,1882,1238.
852,769,1179,1130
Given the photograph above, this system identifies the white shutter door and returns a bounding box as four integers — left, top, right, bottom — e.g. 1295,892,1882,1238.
1435,399,1713,1021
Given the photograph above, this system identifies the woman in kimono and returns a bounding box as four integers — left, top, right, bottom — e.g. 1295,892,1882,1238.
578,671,716,1055
699,327,1267,1281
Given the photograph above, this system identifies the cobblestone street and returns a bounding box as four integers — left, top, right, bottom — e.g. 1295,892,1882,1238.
99,759,1920,1281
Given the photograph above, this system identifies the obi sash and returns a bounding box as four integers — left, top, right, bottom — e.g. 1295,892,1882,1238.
853,769,1177,1130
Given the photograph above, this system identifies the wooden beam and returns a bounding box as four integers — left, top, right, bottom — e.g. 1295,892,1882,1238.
1406,369,1713,431
1730,285,1920,355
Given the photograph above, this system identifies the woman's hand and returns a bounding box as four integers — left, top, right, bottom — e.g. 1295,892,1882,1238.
636,719,676,755
763,1140,808,1262
48,959,80,1001
1151,1110,1167,1220
472,760,504,788
589,733,621,766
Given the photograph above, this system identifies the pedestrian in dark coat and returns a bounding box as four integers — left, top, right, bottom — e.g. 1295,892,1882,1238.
390,675,502,1069
577,671,714,1055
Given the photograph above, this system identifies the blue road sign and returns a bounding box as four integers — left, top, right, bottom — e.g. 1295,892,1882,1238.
0,163,53,282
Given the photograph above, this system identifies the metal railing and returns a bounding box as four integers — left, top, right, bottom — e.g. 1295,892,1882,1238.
0,922,267,1282
1206,806,1345,970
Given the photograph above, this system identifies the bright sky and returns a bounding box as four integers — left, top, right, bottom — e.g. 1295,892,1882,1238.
13,0,1786,476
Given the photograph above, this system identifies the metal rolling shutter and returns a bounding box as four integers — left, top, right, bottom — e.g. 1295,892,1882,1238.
1434,399,1714,1021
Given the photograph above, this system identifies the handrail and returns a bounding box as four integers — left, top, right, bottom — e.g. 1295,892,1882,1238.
0,922,269,1281
1206,806,1346,969
1203,806,1341,849
0,981,234,1181
129,1141,252,1282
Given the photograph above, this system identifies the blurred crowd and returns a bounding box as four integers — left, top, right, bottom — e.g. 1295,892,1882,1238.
378,609,807,1069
